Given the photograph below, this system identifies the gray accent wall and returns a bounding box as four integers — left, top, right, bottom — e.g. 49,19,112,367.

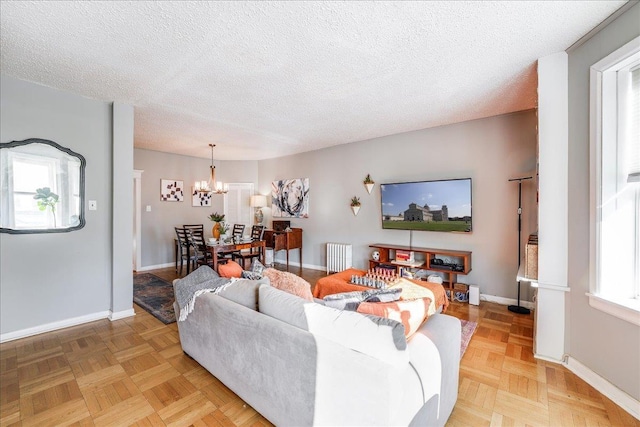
567,3,640,401
258,110,538,301
0,75,134,336
133,148,258,269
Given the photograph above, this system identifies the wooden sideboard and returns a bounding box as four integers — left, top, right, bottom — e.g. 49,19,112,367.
368,243,472,301
263,228,303,270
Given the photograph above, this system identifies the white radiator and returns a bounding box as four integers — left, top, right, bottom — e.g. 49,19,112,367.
326,243,353,273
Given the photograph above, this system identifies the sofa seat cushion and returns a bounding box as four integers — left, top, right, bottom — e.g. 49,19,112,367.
357,298,432,338
262,268,313,301
258,284,409,366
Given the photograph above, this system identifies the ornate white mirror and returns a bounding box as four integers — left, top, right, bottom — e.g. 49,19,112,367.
1,138,86,234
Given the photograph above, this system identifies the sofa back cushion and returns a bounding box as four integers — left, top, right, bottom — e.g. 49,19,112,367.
258,284,408,366
218,277,270,310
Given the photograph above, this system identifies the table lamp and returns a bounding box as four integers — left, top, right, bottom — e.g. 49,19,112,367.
250,195,267,225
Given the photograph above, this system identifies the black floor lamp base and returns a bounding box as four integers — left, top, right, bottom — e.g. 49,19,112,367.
508,305,531,315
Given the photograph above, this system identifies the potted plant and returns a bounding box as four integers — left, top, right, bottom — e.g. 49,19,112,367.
219,221,230,241
34,187,59,227
208,212,225,239
363,174,375,194
350,196,361,216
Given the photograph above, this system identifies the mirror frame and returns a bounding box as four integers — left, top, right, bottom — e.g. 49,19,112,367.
0,138,86,234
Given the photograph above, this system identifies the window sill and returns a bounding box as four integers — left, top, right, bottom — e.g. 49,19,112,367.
587,293,640,326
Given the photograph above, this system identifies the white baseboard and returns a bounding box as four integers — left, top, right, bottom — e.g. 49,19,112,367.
136,262,174,272
566,356,640,421
0,310,110,343
109,308,135,321
480,293,535,310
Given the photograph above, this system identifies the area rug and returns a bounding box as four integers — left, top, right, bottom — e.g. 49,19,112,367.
460,319,478,357
133,273,176,324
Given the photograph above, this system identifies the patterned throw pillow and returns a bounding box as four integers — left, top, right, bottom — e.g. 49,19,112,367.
218,260,243,278
323,291,368,310
357,298,432,338
323,288,402,310
364,287,402,303
251,259,266,275
241,259,266,280
262,268,314,301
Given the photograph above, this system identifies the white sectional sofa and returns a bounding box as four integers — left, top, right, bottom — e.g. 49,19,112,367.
174,278,460,426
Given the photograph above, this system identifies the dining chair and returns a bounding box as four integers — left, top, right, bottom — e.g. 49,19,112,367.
184,224,211,266
219,223,247,261
231,224,245,240
184,228,209,271
232,225,266,269
174,227,192,275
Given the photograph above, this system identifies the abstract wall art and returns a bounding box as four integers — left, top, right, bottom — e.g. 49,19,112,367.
192,188,212,206
271,178,309,218
160,179,184,202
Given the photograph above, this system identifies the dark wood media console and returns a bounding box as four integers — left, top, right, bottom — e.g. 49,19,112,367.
368,243,472,301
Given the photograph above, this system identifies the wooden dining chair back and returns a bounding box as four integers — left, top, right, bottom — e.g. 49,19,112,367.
184,228,209,271
175,227,192,275
183,224,205,249
219,223,246,261
232,225,266,269
231,224,245,239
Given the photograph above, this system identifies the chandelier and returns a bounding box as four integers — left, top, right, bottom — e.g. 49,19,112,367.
195,144,228,194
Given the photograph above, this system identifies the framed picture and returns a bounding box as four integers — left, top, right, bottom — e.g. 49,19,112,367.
271,178,309,218
160,179,184,202
192,188,212,206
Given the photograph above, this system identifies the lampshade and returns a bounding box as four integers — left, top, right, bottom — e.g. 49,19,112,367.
251,194,267,208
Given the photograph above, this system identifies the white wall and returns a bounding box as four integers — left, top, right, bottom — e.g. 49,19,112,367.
566,3,640,402
0,75,134,338
259,110,538,302
133,148,258,269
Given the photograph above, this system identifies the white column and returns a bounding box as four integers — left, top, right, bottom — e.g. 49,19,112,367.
536,52,570,362
110,102,135,320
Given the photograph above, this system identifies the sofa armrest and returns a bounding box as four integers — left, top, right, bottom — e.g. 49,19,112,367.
406,314,460,426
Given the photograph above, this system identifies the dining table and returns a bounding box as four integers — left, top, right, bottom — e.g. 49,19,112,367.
206,239,266,272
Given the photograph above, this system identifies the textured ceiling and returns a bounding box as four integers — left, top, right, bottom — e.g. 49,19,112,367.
0,1,627,160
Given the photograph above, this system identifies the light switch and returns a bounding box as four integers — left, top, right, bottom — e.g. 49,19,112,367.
146,205,151,212
89,200,97,210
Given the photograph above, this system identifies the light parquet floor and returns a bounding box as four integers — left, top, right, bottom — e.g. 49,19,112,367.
1,265,638,427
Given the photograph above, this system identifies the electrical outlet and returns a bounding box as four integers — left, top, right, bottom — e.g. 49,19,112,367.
89,200,97,210
146,205,151,212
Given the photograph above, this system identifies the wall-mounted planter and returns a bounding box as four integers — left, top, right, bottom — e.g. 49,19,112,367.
364,183,374,194
351,205,361,216
363,174,375,194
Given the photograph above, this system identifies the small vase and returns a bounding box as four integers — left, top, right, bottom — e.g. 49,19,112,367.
351,205,361,216
213,222,221,239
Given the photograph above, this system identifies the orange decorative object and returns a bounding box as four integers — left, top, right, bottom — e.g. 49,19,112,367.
212,222,221,239
313,268,449,312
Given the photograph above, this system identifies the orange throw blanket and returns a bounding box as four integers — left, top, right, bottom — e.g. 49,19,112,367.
313,268,449,312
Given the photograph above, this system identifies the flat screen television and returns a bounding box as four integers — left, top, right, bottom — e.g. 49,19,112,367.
380,178,472,232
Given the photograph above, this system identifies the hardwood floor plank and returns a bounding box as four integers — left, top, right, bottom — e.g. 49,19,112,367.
0,265,636,427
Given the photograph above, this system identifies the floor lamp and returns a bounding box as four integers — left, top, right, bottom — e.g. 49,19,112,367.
508,176,532,315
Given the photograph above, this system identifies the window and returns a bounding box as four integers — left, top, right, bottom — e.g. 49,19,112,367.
589,36,640,325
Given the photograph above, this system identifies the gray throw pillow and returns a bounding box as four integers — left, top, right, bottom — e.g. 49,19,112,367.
251,258,265,275
323,287,403,310
242,270,263,280
323,290,368,310
364,287,402,303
